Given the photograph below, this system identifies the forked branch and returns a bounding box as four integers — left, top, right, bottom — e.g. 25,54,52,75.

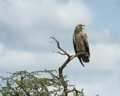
51,37,85,96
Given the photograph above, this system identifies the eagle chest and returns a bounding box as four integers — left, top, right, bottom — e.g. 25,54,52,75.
74,33,86,52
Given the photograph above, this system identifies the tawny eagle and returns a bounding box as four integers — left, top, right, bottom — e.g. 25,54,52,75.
73,24,90,67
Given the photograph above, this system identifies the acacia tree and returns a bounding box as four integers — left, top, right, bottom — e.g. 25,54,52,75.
0,37,95,96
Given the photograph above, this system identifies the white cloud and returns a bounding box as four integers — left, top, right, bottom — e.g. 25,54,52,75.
0,40,120,96
0,43,120,72
0,49,66,71
90,43,120,70
0,43,4,54
0,0,119,48
0,0,93,28
56,0,94,29
0,0,95,50
0,50,36,70
71,75,120,96
0,0,120,96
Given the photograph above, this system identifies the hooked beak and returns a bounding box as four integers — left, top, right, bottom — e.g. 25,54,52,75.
82,25,85,27
82,25,85,29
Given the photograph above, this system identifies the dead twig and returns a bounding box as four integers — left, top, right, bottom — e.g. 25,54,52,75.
51,37,86,96
67,87,84,95
53,51,66,55
51,37,70,57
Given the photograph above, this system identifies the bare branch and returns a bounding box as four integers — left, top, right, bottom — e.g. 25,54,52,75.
70,51,88,61
51,37,86,96
51,37,70,57
53,51,66,55
67,87,84,95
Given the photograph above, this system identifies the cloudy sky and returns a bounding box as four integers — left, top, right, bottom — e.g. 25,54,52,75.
0,0,120,96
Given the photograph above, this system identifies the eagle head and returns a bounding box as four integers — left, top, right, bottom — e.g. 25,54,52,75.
75,24,85,32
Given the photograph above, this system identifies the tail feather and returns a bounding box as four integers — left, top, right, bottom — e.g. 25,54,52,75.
82,57,90,62
78,57,85,67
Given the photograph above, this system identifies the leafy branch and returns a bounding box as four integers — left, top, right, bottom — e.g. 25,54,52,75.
0,37,98,96
51,37,85,96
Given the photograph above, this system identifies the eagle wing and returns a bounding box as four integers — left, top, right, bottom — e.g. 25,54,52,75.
73,36,85,67
81,33,90,62
73,37,77,53
82,33,90,56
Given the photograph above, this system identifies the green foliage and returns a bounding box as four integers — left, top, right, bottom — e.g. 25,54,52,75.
0,70,83,96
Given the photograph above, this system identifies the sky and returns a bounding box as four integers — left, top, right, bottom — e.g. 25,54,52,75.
0,0,120,96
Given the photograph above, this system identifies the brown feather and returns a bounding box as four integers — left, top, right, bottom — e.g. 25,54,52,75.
73,24,90,66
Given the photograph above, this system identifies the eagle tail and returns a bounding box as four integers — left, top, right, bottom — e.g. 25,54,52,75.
78,57,85,67
82,57,90,63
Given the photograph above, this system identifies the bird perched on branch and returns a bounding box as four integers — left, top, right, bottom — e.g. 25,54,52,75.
73,24,90,67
